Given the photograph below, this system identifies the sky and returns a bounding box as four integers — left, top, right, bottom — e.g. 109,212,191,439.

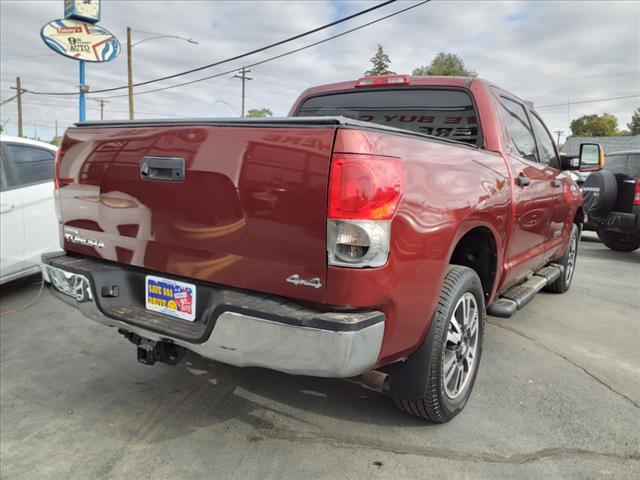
1,0,638,143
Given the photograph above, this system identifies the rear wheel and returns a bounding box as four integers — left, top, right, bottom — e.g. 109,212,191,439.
393,266,485,423
546,223,579,293
600,230,640,252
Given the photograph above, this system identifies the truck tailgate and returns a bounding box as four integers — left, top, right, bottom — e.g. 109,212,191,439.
58,124,336,304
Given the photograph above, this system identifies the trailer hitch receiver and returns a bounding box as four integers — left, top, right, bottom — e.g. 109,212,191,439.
119,329,186,366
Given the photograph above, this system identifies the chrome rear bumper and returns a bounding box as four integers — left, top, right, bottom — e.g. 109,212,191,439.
42,261,384,378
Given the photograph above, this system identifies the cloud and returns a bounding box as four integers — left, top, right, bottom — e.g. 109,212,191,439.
1,0,638,142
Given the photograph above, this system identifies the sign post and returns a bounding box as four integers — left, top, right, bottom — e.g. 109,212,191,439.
79,60,86,121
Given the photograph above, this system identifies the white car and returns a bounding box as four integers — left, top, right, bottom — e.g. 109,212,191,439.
1,135,59,284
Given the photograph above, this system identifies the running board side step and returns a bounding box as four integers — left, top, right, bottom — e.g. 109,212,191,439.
487,264,563,318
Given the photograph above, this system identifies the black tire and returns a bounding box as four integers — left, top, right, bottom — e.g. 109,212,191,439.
546,223,580,293
393,266,485,423
600,230,640,252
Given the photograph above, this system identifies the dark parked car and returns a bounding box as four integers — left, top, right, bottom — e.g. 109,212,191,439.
582,150,640,251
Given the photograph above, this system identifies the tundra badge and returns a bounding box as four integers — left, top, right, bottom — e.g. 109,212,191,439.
63,226,105,249
286,274,322,289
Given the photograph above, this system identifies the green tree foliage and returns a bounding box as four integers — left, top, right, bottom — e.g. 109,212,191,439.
570,113,622,137
412,52,476,77
365,44,395,76
627,108,640,135
247,108,273,118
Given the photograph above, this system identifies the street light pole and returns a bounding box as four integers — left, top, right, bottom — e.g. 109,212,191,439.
126,28,197,121
127,26,134,120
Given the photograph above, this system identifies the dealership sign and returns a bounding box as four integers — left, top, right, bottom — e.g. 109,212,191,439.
40,18,120,62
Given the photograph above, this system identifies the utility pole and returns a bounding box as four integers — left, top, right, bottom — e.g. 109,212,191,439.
233,67,252,117
127,26,134,120
16,77,23,137
95,99,109,120
554,130,564,146
55,120,58,138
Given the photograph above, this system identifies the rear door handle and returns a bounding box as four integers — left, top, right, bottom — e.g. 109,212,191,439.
551,179,562,188
516,175,531,187
140,156,185,182
0,203,14,214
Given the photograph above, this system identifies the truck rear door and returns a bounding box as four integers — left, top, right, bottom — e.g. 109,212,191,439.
495,95,559,286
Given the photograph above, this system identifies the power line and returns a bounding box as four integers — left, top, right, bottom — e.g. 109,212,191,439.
0,118,60,127
536,94,640,109
0,94,20,106
516,71,640,87
94,0,432,100
16,98,202,118
27,0,400,96
1,53,53,61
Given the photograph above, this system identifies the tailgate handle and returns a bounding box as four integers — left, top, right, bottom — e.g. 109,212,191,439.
140,156,185,182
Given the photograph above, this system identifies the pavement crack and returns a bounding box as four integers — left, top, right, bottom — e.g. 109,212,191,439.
254,423,640,464
488,320,640,409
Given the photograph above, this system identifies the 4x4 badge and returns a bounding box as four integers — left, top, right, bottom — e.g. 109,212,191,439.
286,274,322,289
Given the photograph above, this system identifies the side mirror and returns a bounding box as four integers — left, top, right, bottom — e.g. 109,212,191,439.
578,143,604,172
559,153,579,171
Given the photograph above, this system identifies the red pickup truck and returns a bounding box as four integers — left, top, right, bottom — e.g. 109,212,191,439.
43,75,601,423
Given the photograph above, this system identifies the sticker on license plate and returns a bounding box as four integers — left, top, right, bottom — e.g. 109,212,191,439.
145,275,196,322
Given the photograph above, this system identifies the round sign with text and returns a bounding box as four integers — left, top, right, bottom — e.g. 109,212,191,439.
41,19,120,62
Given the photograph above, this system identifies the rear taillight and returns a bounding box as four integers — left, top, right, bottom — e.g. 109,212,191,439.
634,179,640,206
328,154,404,220
327,153,405,268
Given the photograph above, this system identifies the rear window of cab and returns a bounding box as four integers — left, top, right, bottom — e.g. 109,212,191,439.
295,88,480,146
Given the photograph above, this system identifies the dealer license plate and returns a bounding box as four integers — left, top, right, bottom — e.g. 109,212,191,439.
145,275,196,322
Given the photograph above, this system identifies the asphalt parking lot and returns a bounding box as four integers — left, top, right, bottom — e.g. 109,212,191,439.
1,232,638,480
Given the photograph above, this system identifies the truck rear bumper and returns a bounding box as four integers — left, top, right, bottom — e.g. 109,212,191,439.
41,253,384,378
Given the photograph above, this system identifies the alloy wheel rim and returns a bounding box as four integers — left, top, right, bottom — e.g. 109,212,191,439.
442,292,479,399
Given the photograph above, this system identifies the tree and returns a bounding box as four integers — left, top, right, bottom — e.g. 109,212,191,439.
570,113,621,137
627,108,640,135
364,44,395,76
412,52,476,77
247,108,272,118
